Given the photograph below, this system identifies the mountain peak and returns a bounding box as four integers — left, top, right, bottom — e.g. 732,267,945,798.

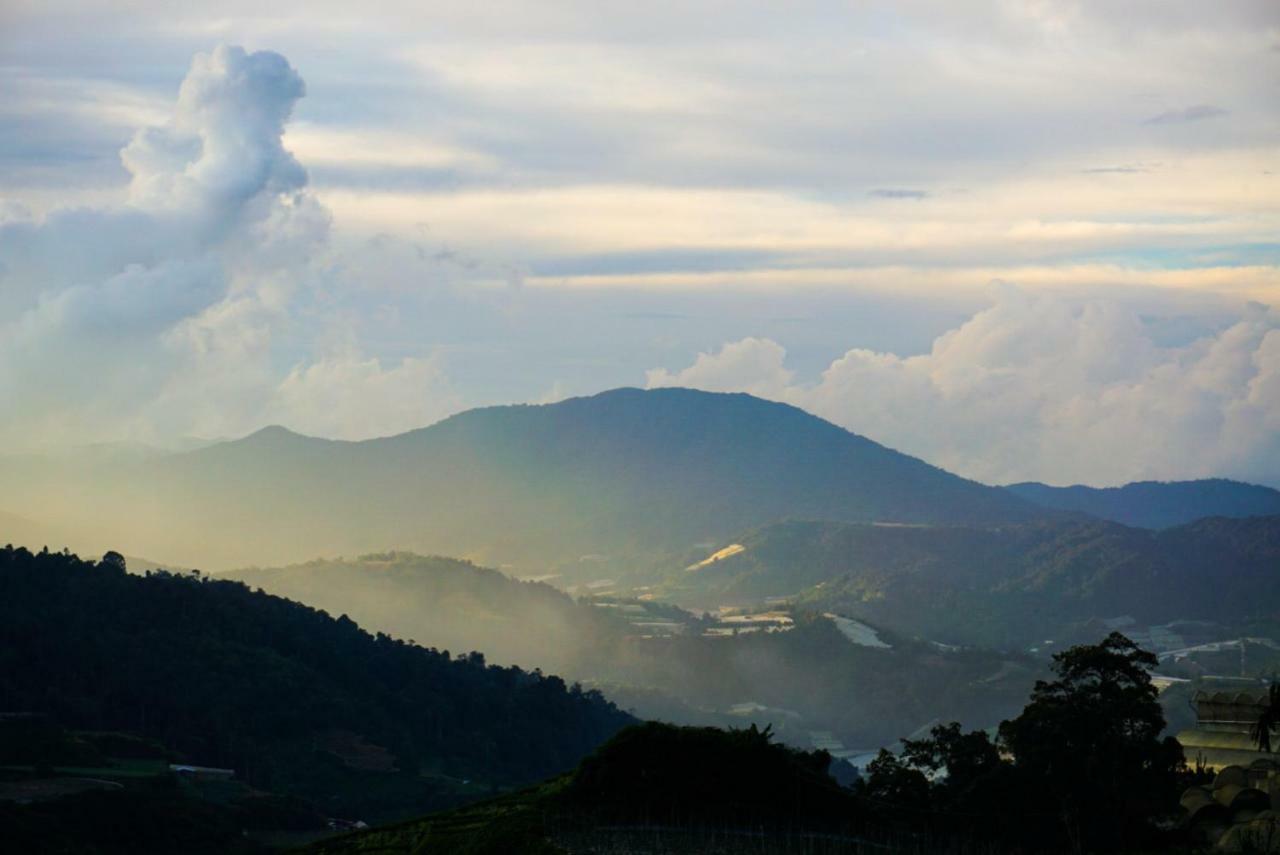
224,424,337,451
243,424,309,441
240,424,304,442
102,387,1048,569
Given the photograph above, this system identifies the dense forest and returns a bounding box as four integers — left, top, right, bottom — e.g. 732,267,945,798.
0,545,632,821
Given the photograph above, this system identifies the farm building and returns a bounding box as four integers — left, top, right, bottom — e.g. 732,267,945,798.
1177,688,1275,771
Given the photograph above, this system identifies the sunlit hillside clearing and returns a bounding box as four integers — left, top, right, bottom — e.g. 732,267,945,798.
686,543,745,571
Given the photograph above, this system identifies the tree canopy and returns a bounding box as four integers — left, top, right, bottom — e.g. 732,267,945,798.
999,632,1184,848
0,544,632,821
861,633,1186,851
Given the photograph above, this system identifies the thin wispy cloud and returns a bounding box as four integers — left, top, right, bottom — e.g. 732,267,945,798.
1143,104,1229,125
869,188,930,200
1080,165,1148,174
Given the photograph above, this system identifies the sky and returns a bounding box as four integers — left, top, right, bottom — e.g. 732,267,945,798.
1,0,1278,486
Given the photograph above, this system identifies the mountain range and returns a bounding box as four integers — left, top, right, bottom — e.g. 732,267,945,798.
4,388,1042,570
1004,479,1280,529
4,387,1276,851
3,386,1275,578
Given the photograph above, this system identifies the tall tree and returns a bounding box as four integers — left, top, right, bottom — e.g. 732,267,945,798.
998,632,1183,851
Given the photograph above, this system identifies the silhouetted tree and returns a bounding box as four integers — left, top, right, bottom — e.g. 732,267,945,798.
860,748,930,809
998,632,1183,851
901,721,1004,805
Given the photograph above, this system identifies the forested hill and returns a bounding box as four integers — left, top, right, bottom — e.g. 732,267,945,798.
667,514,1280,648
11,387,1046,570
0,546,632,819
1004,478,1280,528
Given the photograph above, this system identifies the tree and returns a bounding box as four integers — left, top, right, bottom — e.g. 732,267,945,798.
1251,680,1280,754
860,748,930,809
861,721,1017,843
100,551,127,573
998,632,1183,851
901,722,1003,802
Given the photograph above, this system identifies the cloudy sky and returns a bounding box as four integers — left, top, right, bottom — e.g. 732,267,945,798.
1,0,1278,486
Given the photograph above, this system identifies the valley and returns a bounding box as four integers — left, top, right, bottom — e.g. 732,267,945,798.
4,389,1278,853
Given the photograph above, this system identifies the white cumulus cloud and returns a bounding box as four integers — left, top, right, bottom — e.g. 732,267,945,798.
268,354,460,441
645,337,793,399
0,45,458,447
646,290,1280,487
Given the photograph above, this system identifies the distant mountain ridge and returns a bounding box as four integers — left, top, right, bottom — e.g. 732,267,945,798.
664,514,1280,648
1004,478,1280,528
11,388,1047,570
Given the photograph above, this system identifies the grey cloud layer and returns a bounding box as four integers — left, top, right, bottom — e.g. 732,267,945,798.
1143,105,1229,125
4,1,1278,201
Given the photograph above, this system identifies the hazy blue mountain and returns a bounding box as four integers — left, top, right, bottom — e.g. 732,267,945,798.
1004,478,1280,528
18,388,1046,570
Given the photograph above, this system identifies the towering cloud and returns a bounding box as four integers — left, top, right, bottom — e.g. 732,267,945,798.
0,46,452,447
123,47,307,218
648,291,1280,487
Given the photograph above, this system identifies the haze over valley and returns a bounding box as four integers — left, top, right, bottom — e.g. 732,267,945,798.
6,388,1279,755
